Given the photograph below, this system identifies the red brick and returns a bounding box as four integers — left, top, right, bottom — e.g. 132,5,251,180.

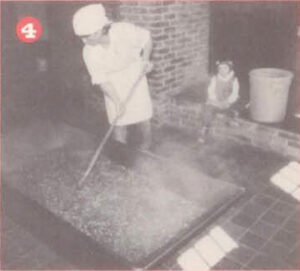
153,35,168,41
149,7,168,14
150,22,169,28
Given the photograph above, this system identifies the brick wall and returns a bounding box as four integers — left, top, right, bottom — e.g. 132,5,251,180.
119,1,210,96
211,116,300,161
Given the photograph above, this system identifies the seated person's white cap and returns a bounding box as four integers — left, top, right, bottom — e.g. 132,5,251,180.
72,4,109,36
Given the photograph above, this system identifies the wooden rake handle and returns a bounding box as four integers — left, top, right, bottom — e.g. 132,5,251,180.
78,71,146,187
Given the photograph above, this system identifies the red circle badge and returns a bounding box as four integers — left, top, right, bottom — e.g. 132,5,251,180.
16,16,43,43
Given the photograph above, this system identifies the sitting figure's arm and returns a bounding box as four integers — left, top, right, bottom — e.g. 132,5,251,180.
226,77,240,106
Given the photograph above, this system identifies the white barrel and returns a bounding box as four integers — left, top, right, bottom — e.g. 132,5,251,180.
249,68,293,123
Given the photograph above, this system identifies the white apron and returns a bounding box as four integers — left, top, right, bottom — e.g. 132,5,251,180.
106,61,153,126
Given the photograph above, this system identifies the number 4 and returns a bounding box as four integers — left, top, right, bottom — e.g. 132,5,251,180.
21,23,37,39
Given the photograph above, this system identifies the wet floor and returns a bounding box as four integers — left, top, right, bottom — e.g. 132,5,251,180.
1,119,299,269
3,122,242,268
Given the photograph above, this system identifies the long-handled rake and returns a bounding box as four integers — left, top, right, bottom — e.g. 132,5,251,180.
78,71,146,187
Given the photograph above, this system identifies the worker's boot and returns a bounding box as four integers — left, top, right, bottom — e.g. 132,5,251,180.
137,120,152,151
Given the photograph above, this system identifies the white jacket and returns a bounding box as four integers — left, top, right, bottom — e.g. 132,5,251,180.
83,22,153,126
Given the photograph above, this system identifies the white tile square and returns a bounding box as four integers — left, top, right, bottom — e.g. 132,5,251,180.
194,235,226,267
271,174,297,193
209,226,238,253
177,248,210,271
292,188,300,201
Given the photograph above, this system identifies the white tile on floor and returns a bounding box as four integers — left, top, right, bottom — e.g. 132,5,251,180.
291,188,300,201
177,248,210,271
270,174,297,193
194,235,226,267
279,168,300,186
209,226,238,253
288,161,300,173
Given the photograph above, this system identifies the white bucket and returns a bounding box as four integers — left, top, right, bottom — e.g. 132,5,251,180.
249,68,293,123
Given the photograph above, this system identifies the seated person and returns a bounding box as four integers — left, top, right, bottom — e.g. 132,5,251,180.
199,60,240,140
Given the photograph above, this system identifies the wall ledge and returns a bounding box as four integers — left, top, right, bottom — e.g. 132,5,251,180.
155,95,300,161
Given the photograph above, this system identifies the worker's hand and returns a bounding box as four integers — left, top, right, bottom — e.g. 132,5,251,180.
142,60,154,74
115,101,126,117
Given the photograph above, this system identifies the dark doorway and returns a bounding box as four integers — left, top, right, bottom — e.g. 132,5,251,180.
209,2,298,109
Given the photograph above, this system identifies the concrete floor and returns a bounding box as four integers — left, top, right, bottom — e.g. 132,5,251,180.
1,120,299,269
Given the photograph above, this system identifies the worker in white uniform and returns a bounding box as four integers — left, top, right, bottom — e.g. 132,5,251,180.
72,4,153,150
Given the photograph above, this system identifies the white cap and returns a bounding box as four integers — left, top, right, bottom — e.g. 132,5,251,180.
72,4,109,36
